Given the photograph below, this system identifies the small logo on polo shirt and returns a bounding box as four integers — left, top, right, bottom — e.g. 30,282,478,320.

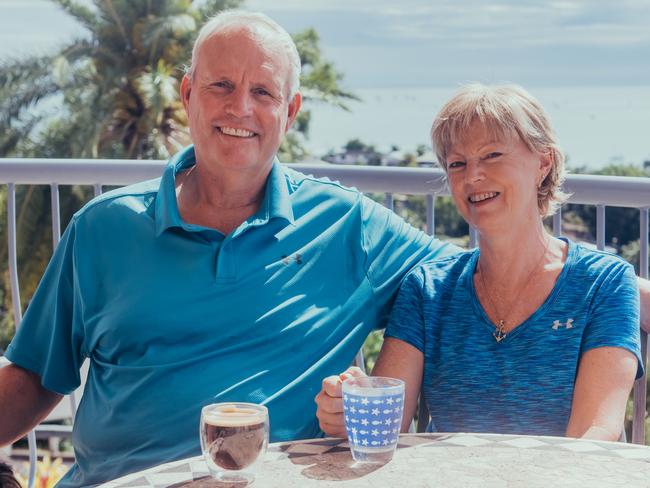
552,318,574,330
282,253,303,265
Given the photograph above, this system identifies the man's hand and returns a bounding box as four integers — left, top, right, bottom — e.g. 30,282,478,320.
0,364,62,446
314,366,366,438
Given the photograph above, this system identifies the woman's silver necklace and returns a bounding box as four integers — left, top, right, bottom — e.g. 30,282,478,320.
477,240,549,343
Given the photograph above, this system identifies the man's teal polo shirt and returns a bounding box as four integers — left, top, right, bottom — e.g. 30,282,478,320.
7,146,457,487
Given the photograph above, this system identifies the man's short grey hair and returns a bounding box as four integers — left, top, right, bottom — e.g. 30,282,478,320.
187,10,301,98
431,83,569,217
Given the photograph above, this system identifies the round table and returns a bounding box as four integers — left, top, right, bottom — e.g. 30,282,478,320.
100,433,650,487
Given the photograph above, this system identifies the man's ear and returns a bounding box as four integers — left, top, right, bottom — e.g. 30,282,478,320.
284,92,302,133
180,74,192,113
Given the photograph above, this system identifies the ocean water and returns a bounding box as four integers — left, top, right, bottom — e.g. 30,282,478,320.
305,85,650,170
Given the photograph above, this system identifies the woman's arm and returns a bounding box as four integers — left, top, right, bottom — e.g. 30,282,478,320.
315,337,424,436
566,346,637,440
372,338,424,432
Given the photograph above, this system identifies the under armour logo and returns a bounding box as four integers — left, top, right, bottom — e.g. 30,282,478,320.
281,254,303,265
552,319,574,330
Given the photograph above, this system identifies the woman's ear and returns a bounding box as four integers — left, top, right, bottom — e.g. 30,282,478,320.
538,150,554,187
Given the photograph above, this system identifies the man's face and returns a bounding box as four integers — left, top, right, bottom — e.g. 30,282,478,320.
181,27,301,176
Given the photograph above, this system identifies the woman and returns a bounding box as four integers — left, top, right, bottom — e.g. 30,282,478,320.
315,84,642,441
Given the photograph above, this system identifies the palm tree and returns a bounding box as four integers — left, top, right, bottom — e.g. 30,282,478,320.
0,0,357,348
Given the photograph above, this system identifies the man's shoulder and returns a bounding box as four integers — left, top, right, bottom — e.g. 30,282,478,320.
421,248,472,269
281,164,363,202
73,177,161,222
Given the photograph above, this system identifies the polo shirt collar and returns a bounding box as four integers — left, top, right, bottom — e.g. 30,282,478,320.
154,146,294,237
248,158,295,229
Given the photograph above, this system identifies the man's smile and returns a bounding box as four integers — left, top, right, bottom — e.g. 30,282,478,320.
217,126,257,138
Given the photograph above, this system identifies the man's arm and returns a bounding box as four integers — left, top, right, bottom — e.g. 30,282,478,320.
0,364,62,446
638,277,650,334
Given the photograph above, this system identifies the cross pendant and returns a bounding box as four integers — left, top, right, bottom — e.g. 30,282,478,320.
493,320,506,343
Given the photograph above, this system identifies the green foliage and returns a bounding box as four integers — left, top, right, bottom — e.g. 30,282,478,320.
415,144,428,157
278,132,309,163
565,164,649,250
575,164,648,177
344,138,374,152
620,238,650,275
362,330,384,372
433,197,469,237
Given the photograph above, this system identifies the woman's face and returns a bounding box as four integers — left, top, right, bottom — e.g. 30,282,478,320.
444,120,552,235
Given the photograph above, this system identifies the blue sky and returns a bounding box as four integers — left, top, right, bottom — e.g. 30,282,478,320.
1,0,649,89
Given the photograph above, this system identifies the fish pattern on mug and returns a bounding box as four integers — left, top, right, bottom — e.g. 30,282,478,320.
343,393,404,449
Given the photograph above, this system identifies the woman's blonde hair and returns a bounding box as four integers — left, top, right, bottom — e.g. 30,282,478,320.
431,83,569,217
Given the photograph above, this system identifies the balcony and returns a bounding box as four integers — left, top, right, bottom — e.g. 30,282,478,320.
1,158,649,486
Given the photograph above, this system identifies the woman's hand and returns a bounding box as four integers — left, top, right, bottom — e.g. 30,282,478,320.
315,366,366,437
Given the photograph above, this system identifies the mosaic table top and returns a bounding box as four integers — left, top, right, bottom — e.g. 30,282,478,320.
100,433,650,488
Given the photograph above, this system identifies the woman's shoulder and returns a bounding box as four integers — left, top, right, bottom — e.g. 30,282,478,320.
568,239,634,278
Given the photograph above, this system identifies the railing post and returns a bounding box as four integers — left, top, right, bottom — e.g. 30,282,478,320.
596,205,606,251
384,193,394,212
426,194,435,236
553,208,562,236
633,207,649,444
7,183,37,488
50,183,79,419
50,183,61,247
469,226,479,248
7,184,22,328
353,350,366,374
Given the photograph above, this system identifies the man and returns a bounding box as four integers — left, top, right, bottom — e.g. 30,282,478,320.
0,11,456,487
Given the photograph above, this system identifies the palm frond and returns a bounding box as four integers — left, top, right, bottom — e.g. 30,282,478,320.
0,55,56,89
52,0,99,32
300,61,360,110
60,38,97,64
141,13,196,65
0,57,59,123
293,28,321,67
101,0,131,50
198,0,244,20
0,115,40,157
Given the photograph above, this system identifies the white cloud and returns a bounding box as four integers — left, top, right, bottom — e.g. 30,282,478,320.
246,0,370,12
250,0,650,47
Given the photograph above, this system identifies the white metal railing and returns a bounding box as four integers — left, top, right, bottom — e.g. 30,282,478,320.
1,158,649,483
